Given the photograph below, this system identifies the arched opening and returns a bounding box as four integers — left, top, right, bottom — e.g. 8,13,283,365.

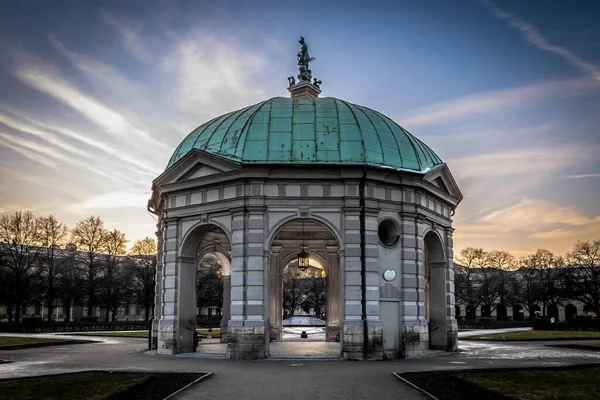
512,304,524,321
480,304,492,317
565,304,577,321
547,304,559,321
268,218,340,357
423,231,447,350
170,223,230,353
583,304,596,318
466,305,476,321
529,304,541,318
496,304,508,321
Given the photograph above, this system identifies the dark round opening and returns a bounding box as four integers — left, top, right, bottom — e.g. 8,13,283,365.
378,219,399,247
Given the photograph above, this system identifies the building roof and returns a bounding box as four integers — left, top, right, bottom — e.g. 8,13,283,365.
166,97,443,173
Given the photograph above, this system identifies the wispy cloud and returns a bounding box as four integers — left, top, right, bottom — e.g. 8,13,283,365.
560,174,600,179
0,133,56,167
447,144,598,180
479,0,600,80
102,12,152,62
398,79,595,127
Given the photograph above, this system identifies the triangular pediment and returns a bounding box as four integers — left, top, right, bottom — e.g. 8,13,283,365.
149,149,242,211
424,163,463,205
154,149,241,187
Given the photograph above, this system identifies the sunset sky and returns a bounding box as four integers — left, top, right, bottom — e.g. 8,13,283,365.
0,0,598,258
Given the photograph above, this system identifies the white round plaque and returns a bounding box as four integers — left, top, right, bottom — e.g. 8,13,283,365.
383,269,396,282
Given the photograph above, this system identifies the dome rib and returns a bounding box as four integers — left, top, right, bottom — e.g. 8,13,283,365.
165,97,443,173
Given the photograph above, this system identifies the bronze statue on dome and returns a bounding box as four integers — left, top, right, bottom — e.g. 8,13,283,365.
297,36,316,82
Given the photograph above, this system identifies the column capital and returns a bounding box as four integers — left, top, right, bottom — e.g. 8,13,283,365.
264,249,272,259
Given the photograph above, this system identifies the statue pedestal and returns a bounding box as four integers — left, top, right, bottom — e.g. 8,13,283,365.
288,81,321,99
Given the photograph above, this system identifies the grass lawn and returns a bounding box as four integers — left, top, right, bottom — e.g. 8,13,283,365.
77,328,221,339
456,366,600,400
399,365,600,400
0,371,205,400
78,331,148,338
0,337,70,349
464,330,600,341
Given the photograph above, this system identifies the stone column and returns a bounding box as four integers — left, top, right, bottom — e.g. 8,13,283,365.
341,207,383,360
157,217,179,355
326,246,340,342
268,247,282,341
151,226,163,350
220,275,231,343
226,205,267,360
398,212,429,359
341,207,363,359
445,227,458,351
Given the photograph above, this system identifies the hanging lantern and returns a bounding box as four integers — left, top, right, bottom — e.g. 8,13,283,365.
297,219,309,271
297,249,310,271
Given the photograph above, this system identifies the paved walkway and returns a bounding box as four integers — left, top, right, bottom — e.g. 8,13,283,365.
2,329,600,399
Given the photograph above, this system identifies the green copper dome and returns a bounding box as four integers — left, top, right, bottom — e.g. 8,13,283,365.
167,97,443,173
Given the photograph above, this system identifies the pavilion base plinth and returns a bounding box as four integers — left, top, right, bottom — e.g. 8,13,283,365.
342,321,383,360
401,324,429,359
227,325,266,360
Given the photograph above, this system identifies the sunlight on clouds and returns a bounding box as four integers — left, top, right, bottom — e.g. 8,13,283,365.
454,198,600,255
74,190,151,212
0,134,56,168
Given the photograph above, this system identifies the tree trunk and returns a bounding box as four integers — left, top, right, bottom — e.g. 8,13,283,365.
144,302,150,321
64,298,72,322
47,275,54,323
7,301,13,323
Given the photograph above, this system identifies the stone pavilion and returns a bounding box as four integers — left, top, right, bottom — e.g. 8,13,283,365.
148,37,463,360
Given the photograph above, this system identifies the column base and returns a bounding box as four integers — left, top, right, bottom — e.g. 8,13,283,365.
401,324,429,359
342,321,383,360
447,319,458,352
227,325,266,360
220,324,228,343
326,326,340,342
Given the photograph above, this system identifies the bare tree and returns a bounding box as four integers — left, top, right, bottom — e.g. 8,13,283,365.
565,240,600,323
0,211,42,322
56,248,84,322
99,229,128,321
71,216,107,318
282,266,305,317
38,215,68,322
454,247,486,319
130,237,157,321
196,254,223,312
487,250,518,312
304,269,326,318
531,249,565,317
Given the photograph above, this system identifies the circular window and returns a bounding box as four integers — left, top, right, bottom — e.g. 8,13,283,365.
378,219,400,247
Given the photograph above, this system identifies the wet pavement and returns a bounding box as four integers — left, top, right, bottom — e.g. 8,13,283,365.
1,329,600,399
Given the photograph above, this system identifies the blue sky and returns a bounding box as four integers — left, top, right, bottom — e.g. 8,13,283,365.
0,0,598,257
